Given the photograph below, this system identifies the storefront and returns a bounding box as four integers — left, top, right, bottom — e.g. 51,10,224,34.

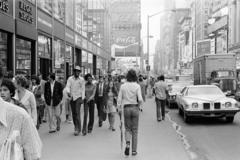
15,0,37,76
37,34,52,80
37,9,53,80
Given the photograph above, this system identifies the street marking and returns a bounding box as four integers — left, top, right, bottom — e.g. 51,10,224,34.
167,113,198,160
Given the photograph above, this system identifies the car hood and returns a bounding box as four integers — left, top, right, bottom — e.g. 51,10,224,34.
184,95,234,103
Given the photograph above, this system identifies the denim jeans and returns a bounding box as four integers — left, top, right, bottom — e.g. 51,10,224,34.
155,98,166,120
83,100,95,132
124,105,139,152
70,97,83,132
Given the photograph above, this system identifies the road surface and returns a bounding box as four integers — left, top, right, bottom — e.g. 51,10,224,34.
39,98,189,160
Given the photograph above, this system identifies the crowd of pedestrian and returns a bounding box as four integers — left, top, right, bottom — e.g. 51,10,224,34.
0,63,170,159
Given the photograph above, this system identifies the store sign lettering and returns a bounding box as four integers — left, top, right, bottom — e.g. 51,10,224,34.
115,36,136,45
18,1,33,24
0,0,9,13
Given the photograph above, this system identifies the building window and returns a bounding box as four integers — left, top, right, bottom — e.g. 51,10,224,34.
75,0,84,34
53,0,65,22
0,32,8,73
37,0,52,14
15,38,32,76
66,0,74,28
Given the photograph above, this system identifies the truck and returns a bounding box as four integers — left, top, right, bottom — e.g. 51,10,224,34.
193,54,237,95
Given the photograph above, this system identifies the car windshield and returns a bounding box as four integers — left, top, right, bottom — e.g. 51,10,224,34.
216,71,235,78
187,86,224,96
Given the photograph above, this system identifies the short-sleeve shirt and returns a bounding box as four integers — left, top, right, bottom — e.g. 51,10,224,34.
154,81,168,100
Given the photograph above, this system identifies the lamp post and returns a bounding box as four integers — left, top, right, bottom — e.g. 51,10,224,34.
147,9,176,77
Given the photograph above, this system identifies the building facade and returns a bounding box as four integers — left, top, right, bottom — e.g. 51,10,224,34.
0,0,111,80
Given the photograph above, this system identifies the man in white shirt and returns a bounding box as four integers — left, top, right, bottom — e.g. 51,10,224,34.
66,66,85,136
153,75,168,121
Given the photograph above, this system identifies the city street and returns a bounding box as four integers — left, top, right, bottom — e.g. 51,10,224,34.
168,109,240,160
39,98,189,160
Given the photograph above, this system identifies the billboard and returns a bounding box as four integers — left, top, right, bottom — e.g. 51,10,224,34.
196,39,212,57
110,0,141,57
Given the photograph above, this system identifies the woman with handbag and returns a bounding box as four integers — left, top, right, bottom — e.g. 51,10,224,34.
117,69,143,156
105,80,118,131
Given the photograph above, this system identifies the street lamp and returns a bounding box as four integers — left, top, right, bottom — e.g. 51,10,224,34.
147,9,176,75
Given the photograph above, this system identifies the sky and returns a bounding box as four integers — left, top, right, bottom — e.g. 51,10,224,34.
141,0,188,55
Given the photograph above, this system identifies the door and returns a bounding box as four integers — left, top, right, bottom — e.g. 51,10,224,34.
40,58,52,80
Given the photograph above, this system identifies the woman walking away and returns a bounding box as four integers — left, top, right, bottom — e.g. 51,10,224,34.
0,78,26,111
105,80,118,131
83,73,96,136
13,75,37,126
118,69,143,156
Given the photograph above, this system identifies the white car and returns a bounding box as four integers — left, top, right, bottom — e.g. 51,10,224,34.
176,85,240,123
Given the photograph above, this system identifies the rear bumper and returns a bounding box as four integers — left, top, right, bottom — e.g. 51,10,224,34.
185,109,240,117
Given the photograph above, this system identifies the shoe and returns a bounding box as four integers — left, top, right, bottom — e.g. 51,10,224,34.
56,126,60,131
74,131,79,136
124,147,130,156
157,119,161,122
112,128,116,132
43,120,47,123
99,122,102,127
49,130,56,133
162,117,165,120
82,131,87,136
132,151,137,156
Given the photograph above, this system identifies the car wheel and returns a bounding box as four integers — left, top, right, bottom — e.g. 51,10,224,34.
183,111,191,123
226,116,234,123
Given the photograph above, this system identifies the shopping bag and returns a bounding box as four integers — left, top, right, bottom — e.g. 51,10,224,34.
0,130,24,160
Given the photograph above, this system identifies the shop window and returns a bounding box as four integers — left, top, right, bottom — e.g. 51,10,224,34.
0,32,8,73
53,39,65,78
66,45,73,77
16,38,32,76
38,35,51,59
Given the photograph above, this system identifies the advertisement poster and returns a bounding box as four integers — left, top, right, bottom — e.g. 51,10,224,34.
110,0,141,57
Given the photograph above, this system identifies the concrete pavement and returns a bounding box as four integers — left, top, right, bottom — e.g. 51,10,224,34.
39,98,189,160
168,109,240,160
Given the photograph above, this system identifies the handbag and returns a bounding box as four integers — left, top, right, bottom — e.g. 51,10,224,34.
0,130,24,160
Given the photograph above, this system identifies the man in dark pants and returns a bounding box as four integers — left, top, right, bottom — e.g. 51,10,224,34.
66,66,85,136
153,75,168,121
95,76,107,127
44,73,63,133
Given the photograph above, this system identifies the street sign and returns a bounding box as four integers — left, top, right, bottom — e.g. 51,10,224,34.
146,65,150,71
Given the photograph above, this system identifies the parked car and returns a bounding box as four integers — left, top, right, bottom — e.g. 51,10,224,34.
167,81,193,108
176,85,240,123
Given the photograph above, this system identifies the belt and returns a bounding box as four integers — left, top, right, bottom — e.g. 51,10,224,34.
124,104,138,108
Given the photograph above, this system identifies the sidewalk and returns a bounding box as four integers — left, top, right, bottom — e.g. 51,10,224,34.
39,98,189,160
